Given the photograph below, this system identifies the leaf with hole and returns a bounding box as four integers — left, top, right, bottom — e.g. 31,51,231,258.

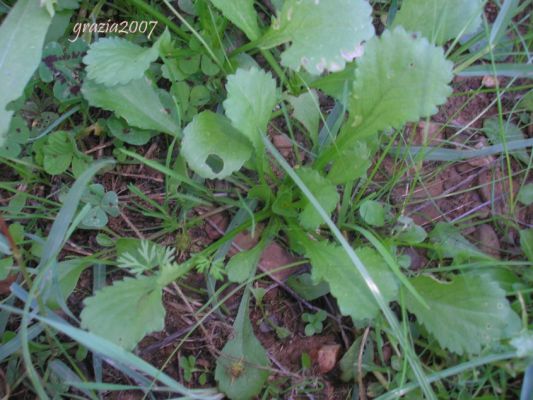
181,111,253,179
261,0,374,75
303,240,399,321
405,274,520,355
224,67,278,153
82,77,180,136
393,0,484,45
80,276,165,350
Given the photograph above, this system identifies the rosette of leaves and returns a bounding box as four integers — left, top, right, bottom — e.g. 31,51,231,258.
39,39,88,103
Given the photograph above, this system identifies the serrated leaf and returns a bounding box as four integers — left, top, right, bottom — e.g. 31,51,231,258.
304,241,399,321
405,275,520,355
393,0,483,45
288,90,320,140
297,168,339,230
82,77,180,136
224,67,278,152
261,0,374,75
347,27,453,139
181,111,253,179
210,0,261,40
227,244,263,284
83,37,160,86
429,222,491,261
0,0,52,146
215,291,269,400
80,276,165,350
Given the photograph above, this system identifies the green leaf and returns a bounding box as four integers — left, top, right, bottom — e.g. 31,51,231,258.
215,291,269,400
106,117,155,146
520,229,533,262
347,27,453,140
227,244,263,284
261,0,374,75
46,259,91,309
181,111,253,179
0,0,52,146
429,222,492,261
81,207,108,229
483,117,529,164
42,131,74,175
210,0,261,40
393,216,427,244
224,67,278,152
405,275,520,355
359,200,385,227
80,276,165,350
327,141,371,185
288,90,320,140
518,183,533,206
0,116,30,158
393,0,483,45
297,168,339,230
82,77,180,136
304,241,399,321
286,273,330,301
83,36,161,86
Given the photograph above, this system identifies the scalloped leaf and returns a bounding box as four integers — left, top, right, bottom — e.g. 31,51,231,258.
347,27,453,139
181,111,253,179
210,0,261,40
297,168,339,230
393,0,484,45
223,67,278,152
82,77,180,136
405,275,520,355
304,242,399,321
261,0,374,75
80,276,165,350
83,33,166,86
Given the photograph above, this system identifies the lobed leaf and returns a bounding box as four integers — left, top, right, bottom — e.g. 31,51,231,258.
181,111,253,179
405,275,520,355
393,0,484,45
80,276,165,350
0,0,52,146
261,0,374,75
304,241,399,321
82,77,180,136
223,67,278,152
347,27,453,140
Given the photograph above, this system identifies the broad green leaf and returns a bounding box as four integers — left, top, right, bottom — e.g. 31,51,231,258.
288,90,320,139
429,222,492,261
297,168,339,230
80,276,165,350
327,141,371,185
517,183,533,206
210,0,261,40
224,67,278,152
215,291,269,400
261,0,374,75
181,111,253,179
42,131,74,175
359,200,385,227
83,37,160,86
304,241,399,321
286,273,330,301
0,0,52,146
405,275,520,355
393,0,483,45
106,117,155,146
520,229,533,262
393,216,427,244
227,244,263,284
46,259,91,309
483,117,529,164
82,77,180,136
81,207,108,229
347,27,453,140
